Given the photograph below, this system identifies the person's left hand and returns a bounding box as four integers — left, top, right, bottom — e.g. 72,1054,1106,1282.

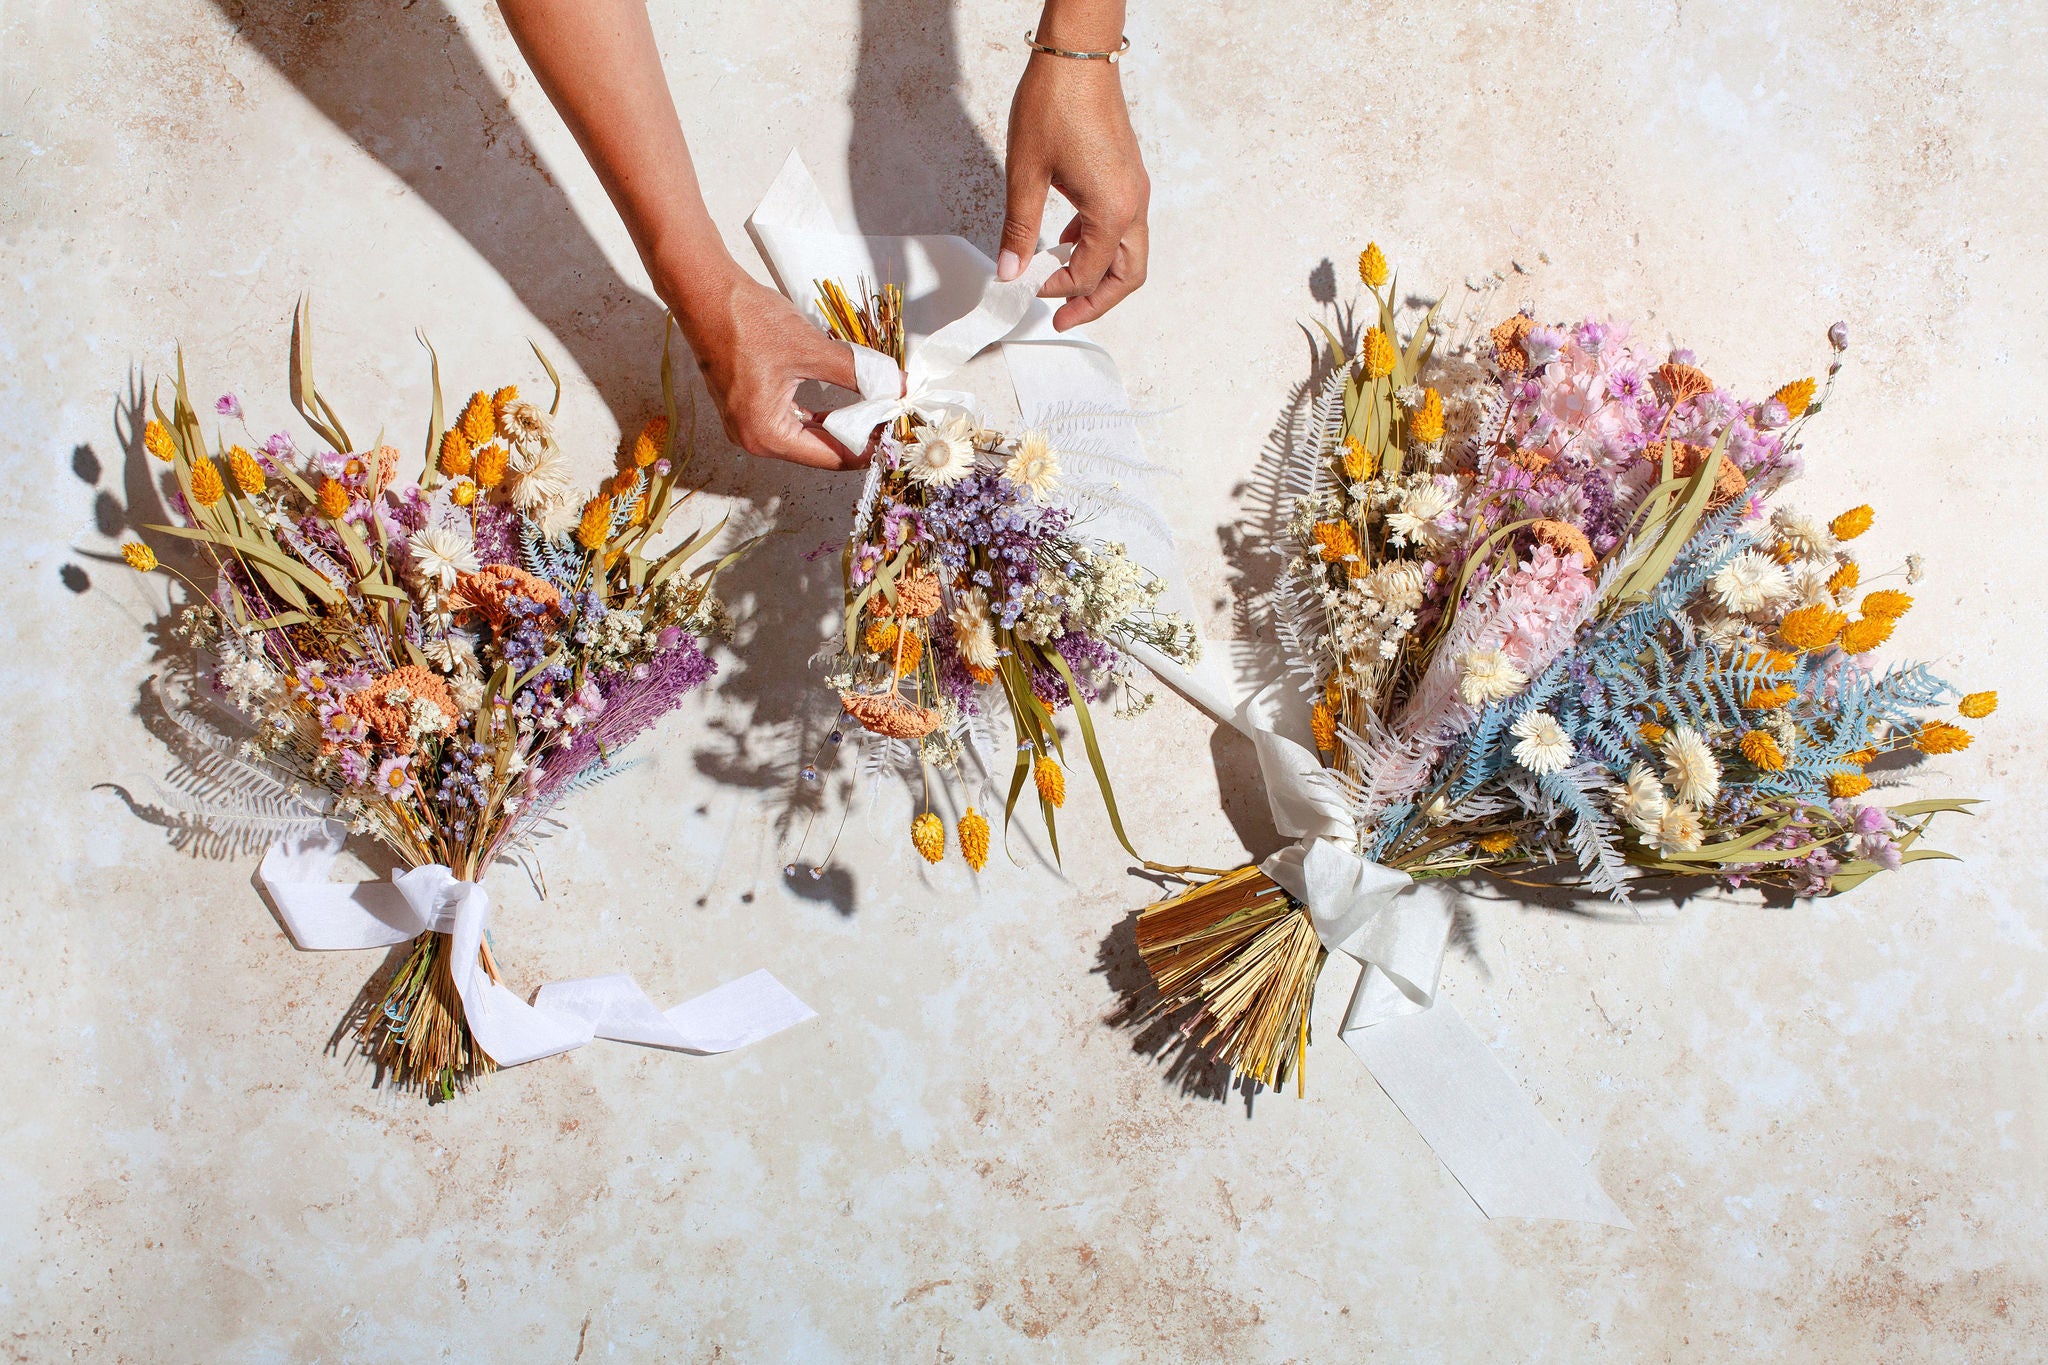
999,52,1149,331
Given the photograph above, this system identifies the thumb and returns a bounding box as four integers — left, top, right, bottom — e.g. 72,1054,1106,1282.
998,163,1050,282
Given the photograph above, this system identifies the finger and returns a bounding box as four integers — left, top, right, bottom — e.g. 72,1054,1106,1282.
737,412,867,470
1054,225,1148,331
998,163,1051,282
1038,213,1124,300
801,335,862,393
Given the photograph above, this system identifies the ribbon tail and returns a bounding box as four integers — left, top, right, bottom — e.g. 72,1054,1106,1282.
1337,986,1634,1227
258,820,432,950
533,969,817,1055
431,872,595,1068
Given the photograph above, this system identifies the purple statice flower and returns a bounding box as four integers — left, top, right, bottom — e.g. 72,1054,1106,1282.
930,629,982,716
216,393,243,419
472,501,521,567
435,737,493,841
537,637,716,800
919,470,1071,629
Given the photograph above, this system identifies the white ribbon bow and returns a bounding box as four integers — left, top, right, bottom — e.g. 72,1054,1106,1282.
1127,645,1632,1227
818,248,1070,456
258,822,815,1067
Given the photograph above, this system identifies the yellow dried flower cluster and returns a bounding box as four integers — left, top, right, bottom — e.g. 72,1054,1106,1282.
1780,604,1848,652
439,428,474,478
1310,700,1337,752
1410,387,1444,445
1358,243,1389,288
631,416,668,469
1362,326,1397,381
1772,377,1817,419
316,476,349,519
121,541,157,572
959,808,991,872
1740,730,1787,772
189,457,225,508
228,446,266,496
910,811,945,864
1312,520,1362,572
1034,754,1066,809
473,443,509,489
1830,505,1873,541
1340,437,1375,482
1828,771,1873,798
576,496,613,552
1915,721,1971,754
491,385,520,429
1839,615,1895,655
1827,560,1860,597
1958,691,1998,719
144,419,176,462
1861,590,1913,619
457,391,495,446
1475,831,1517,854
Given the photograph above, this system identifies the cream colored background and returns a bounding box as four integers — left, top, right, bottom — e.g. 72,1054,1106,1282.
5,1,2043,1359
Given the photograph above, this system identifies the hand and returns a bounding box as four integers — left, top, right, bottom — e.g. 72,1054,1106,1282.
1001,52,1150,331
663,264,867,470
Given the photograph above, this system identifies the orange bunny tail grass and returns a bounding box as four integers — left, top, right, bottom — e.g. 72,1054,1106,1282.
1135,866,1325,1096
356,931,500,1102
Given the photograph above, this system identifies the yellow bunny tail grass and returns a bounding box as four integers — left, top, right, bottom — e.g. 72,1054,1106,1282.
1860,589,1913,620
1830,505,1874,541
911,811,945,864
491,385,519,432
121,541,157,572
458,391,495,446
1959,691,1998,719
1033,754,1066,809
632,416,669,468
227,445,266,495
1828,771,1873,798
575,497,613,552
1740,730,1787,772
143,419,176,462
1410,387,1445,445
1780,604,1847,652
1475,830,1517,853
316,476,350,519
1827,559,1860,597
1914,721,1971,755
1358,243,1388,288
958,808,990,872
1772,376,1817,418
472,443,509,490
1838,615,1895,655
1135,866,1324,1094
438,427,474,478
1362,326,1396,381
1310,701,1337,753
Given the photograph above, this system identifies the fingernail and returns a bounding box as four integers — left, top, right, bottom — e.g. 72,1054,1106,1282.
997,250,1021,282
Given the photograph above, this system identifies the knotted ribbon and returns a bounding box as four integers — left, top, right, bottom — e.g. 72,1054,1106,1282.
258,821,815,1067
1126,642,1632,1226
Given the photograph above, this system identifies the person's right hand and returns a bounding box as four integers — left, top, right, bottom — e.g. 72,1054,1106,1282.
667,265,868,470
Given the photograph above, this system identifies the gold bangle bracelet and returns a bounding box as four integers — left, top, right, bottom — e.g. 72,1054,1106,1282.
1023,30,1130,63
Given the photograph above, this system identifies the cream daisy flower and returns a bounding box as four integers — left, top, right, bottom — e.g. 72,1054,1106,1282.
1386,480,1458,546
409,525,479,590
1710,549,1791,615
1654,803,1705,855
508,444,576,515
499,400,556,463
1773,506,1837,559
1510,710,1572,775
1615,763,1668,835
905,415,977,486
1660,726,1721,808
1458,649,1528,707
1784,557,1837,610
949,591,1000,671
1003,431,1061,500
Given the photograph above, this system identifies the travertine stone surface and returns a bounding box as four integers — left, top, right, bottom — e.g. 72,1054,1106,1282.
5,1,2042,1358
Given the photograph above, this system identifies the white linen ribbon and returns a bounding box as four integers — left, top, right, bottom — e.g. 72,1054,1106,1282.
258,821,815,1067
746,152,1625,1226
1126,642,1633,1226
818,249,1070,456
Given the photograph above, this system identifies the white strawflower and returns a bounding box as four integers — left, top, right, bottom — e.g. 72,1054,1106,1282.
1654,803,1705,855
1510,710,1572,775
409,525,479,589
1386,480,1458,547
1661,726,1721,808
1614,764,1668,835
905,415,977,486
1003,431,1061,501
421,635,478,676
1711,549,1792,615
1784,557,1838,609
1458,649,1528,706
1773,506,1836,559
949,591,1000,671
508,444,576,515
499,400,556,462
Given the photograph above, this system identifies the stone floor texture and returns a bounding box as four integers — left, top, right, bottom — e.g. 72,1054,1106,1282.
4,1,2043,1359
